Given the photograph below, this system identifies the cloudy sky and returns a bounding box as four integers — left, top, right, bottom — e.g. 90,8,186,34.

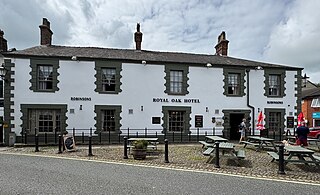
1,0,319,83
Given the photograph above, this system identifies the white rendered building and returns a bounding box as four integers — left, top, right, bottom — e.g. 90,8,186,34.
0,18,302,145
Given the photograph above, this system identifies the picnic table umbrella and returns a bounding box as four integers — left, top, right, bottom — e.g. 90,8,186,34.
256,111,265,130
297,112,305,127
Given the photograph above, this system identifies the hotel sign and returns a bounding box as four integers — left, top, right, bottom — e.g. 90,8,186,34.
153,98,200,103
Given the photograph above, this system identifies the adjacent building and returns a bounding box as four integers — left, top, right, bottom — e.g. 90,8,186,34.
0,18,303,145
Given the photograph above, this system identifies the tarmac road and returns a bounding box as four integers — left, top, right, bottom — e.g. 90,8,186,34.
0,153,320,195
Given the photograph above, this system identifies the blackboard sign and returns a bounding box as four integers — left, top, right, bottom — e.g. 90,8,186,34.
195,115,203,128
63,135,76,152
287,116,294,128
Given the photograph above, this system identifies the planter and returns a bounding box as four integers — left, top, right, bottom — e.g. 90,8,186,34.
132,148,147,160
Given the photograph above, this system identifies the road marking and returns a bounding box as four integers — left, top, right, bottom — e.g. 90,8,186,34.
1,152,320,186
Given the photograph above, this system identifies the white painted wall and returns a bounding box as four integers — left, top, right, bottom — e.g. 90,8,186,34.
9,58,299,137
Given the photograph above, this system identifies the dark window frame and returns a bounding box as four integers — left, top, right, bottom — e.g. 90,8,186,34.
30,58,59,92
164,64,189,95
95,60,122,94
223,68,245,97
162,106,191,133
264,69,286,98
94,105,122,133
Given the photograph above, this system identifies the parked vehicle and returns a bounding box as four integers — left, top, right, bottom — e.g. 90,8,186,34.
308,127,320,139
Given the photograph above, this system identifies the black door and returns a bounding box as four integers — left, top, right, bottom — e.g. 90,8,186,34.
229,113,244,140
0,116,3,145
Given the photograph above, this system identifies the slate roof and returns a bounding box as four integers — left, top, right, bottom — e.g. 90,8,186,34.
2,45,301,70
302,87,320,99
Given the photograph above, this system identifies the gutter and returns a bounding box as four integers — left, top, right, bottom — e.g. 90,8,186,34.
246,69,255,135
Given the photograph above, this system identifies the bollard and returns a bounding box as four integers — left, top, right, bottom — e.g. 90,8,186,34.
164,139,169,163
88,135,93,156
278,144,285,175
123,137,128,159
58,135,62,154
214,142,220,168
35,134,39,152
44,133,48,144
24,131,28,144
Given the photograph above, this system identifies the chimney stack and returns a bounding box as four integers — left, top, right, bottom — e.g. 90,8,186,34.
0,29,8,52
134,23,143,50
215,31,229,56
39,18,53,45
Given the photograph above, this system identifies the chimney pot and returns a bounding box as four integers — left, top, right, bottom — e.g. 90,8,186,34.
39,18,53,45
215,31,229,56
134,23,143,50
0,29,8,52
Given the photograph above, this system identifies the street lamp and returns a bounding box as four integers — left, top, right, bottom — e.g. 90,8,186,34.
0,64,7,81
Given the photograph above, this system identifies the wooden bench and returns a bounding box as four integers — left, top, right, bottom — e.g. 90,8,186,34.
241,141,259,147
203,147,214,156
267,151,279,162
199,141,213,148
312,155,320,161
236,150,246,159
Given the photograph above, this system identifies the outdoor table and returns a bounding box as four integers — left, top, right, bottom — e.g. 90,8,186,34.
242,136,277,151
207,142,244,165
205,136,228,143
284,145,320,165
286,136,320,151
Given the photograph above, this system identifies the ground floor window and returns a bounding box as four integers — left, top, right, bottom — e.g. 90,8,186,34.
29,109,61,132
168,111,185,132
162,106,191,133
268,112,281,132
94,105,121,132
264,108,285,139
314,119,320,127
21,104,67,134
102,109,116,131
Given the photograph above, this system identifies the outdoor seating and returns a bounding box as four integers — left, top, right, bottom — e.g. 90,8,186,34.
199,141,213,148
241,136,277,151
267,145,320,166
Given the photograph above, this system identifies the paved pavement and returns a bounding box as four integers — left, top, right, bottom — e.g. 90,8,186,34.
1,153,320,195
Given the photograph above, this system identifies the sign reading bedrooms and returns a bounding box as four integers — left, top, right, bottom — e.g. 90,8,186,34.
153,98,200,103
71,97,91,101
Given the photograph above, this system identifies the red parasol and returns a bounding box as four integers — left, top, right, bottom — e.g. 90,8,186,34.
256,111,265,130
297,112,305,127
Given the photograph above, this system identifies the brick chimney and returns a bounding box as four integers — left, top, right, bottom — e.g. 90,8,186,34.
39,18,53,45
0,29,8,52
215,31,229,56
134,23,143,50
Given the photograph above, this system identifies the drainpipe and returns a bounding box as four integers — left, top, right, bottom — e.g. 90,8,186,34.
246,69,255,135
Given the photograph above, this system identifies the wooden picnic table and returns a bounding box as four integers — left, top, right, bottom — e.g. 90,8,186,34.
206,142,246,165
286,136,320,151
284,145,320,165
242,136,277,151
205,136,229,143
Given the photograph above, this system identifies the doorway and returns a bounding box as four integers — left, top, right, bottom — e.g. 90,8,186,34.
229,113,244,140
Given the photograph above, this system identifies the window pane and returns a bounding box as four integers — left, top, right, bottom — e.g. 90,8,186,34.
102,109,116,131
38,65,53,90
268,75,280,96
169,111,184,132
227,73,239,95
29,109,61,133
102,68,116,92
170,70,183,93
311,98,320,107
268,112,281,132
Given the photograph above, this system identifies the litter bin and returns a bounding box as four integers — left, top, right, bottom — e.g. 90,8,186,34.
9,132,16,147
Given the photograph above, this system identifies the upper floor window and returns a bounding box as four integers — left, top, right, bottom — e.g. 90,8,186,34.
223,68,245,97
170,70,183,93
227,73,240,95
268,75,280,96
38,65,53,90
95,61,122,94
164,64,189,95
311,98,320,107
264,69,286,98
30,58,59,92
102,68,116,92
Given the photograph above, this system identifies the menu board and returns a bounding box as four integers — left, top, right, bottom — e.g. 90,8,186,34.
287,116,294,128
195,115,203,128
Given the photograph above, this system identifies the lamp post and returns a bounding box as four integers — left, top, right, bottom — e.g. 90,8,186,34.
0,64,6,145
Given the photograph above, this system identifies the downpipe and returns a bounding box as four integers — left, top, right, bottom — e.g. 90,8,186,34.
246,69,255,135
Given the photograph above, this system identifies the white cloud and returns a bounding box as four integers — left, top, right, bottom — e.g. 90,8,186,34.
1,0,319,83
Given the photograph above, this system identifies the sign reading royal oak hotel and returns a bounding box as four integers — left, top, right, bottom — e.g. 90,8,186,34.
153,98,200,103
